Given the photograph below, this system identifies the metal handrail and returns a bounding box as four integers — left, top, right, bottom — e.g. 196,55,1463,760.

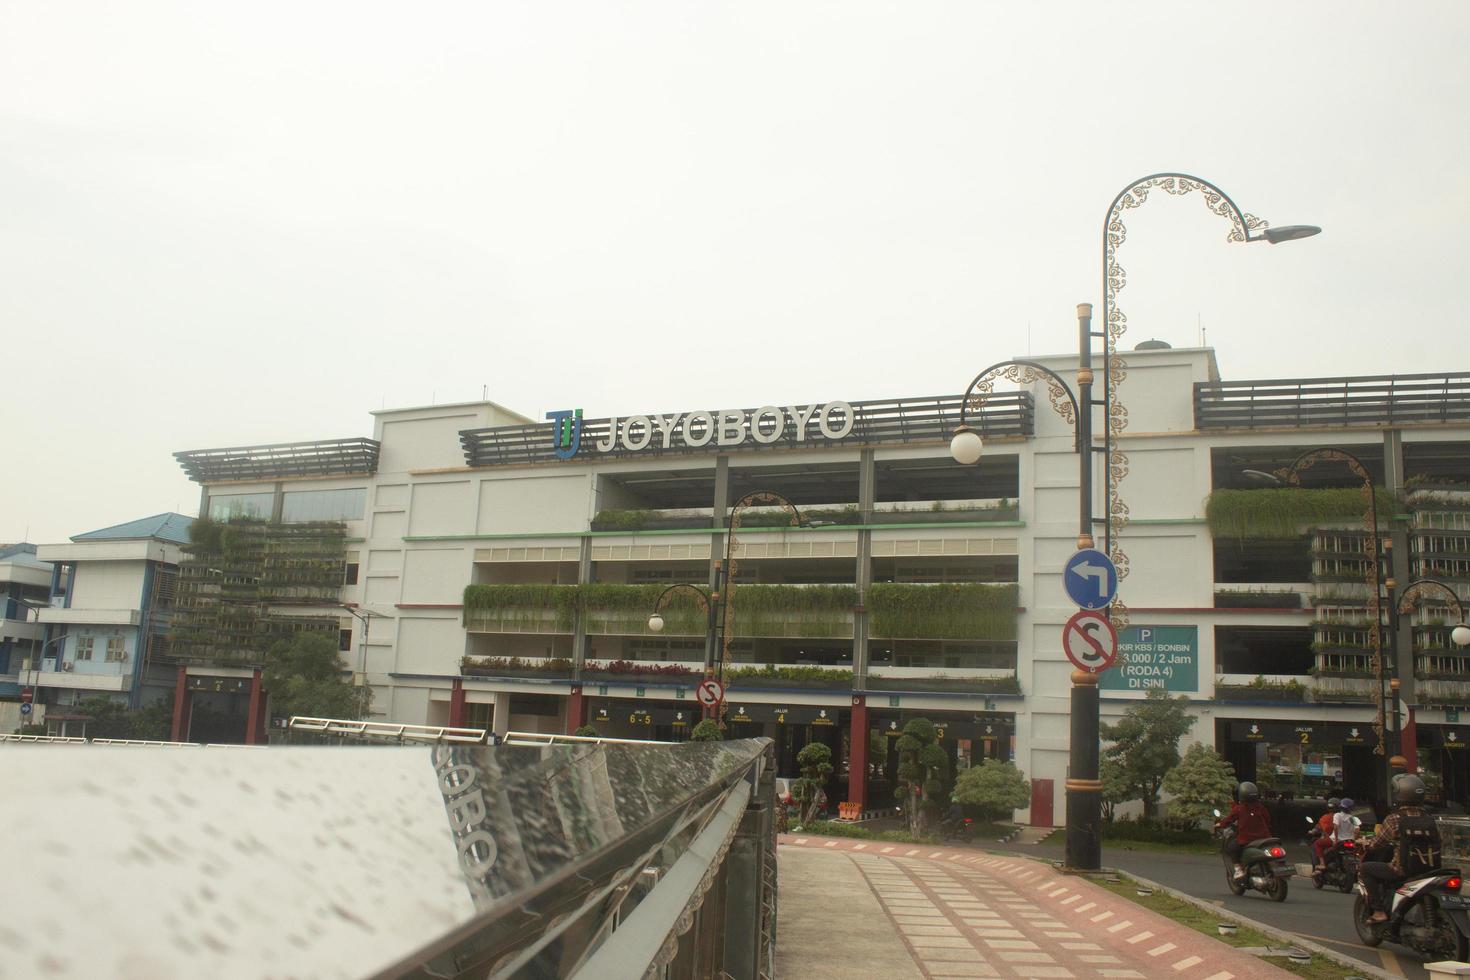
374,738,776,980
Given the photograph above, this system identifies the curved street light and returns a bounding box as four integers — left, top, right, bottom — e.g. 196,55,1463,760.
1101,173,1320,589
642,490,808,722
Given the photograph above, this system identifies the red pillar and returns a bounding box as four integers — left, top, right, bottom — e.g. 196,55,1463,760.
245,669,263,746
170,667,191,742
848,694,868,811
567,685,587,734
449,677,467,728
1402,705,1419,773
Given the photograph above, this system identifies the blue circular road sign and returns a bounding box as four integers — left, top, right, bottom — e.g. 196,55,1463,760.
1064,548,1118,610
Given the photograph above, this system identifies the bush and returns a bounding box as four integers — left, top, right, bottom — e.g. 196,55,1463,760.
953,759,1030,822
689,719,723,741
795,741,834,823
1102,817,1212,847
573,725,598,738
1161,743,1237,828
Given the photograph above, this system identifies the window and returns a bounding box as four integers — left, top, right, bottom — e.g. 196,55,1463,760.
344,562,360,586
1215,626,1314,675
339,629,353,652
105,637,127,663
208,492,275,520
281,488,366,523
75,636,94,661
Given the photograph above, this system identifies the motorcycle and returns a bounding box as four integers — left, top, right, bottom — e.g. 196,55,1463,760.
1213,808,1292,902
941,814,974,843
1306,814,1363,893
1353,867,1470,961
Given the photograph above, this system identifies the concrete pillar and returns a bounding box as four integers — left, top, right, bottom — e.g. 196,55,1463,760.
449,676,467,728
708,457,730,672
170,667,191,742
492,692,512,739
1384,429,1417,756
1403,704,1419,774
848,694,869,810
1425,962,1470,978
854,449,876,685
245,668,264,745
572,537,593,677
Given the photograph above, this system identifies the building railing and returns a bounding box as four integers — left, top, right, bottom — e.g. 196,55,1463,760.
461,392,1034,467
378,738,778,980
1195,371,1470,430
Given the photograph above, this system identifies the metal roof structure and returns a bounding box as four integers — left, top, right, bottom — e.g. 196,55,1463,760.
1195,371,1470,430
173,437,381,484
71,512,195,545
460,392,1035,468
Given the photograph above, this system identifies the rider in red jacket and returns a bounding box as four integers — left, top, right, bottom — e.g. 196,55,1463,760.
1214,782,1272,880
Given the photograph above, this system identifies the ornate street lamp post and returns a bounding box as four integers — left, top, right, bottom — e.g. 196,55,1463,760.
954,174,1318,871
648,489,808,722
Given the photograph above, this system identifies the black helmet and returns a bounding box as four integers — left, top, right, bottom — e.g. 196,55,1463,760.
1238,781,1260,803
1391,773,1427,807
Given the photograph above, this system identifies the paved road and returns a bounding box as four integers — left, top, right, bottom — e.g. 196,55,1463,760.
995,836,1426,979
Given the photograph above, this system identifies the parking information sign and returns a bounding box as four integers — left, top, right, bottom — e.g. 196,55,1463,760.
1099,626,1199,693
1063,548,1117,610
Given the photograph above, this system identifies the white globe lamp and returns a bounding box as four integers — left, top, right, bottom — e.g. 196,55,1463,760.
1452,623,1470,648
950,426,983,466
647,613,665,633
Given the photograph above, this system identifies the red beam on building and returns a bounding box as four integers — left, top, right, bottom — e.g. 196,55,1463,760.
449,676,466,728
245,669,264,746
170,667,191,742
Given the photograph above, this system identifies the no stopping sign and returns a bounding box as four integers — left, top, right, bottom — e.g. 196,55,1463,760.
696,678,725,708
1063,610,1118,673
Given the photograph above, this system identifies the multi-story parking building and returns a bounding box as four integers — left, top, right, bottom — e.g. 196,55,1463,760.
169,345,1470,822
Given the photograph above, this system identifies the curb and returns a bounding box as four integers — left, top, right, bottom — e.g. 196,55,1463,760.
1103,867,1397,980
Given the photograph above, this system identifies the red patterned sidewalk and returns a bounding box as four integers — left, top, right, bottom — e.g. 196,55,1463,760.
779,834,1295,979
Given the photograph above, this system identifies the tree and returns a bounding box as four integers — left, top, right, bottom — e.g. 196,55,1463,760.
1100,755,1129,823
689,718,723,741
1099,688,1192,820
953,759,1030,823
895,718,950,835
1161,742,1238,829
263,631,371,722
794,741,834,823
573,724,598,738
73,697,172,741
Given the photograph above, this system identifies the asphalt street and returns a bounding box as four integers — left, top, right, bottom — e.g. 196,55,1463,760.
993,836,1429,979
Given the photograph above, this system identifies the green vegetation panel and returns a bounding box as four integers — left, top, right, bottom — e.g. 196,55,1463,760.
1205,487,1396,541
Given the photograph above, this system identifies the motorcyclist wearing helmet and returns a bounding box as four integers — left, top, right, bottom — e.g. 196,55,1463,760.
1333,798,1359,844
1312,797,1342,871
1214,781,1272,881
1359,774,1442,923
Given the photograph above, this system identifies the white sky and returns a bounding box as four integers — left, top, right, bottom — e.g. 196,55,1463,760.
4,1,1467,543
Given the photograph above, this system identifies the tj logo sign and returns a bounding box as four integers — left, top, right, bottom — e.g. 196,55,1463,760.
546,409,583,460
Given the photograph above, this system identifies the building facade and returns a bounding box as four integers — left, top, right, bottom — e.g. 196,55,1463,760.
170,348,1470,821
23,514,191,734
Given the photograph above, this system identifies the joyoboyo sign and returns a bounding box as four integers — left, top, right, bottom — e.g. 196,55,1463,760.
545,401,855,460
